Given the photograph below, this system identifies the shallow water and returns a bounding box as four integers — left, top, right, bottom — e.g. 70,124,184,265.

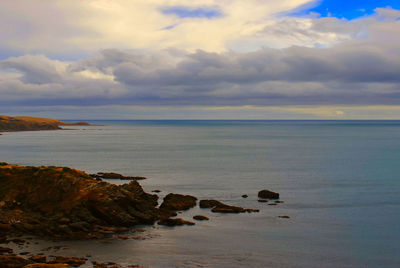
1,120,399,267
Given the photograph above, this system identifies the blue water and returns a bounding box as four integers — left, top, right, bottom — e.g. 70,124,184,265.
1,120,399,267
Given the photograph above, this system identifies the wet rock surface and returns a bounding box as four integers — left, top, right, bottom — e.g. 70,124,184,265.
90,173,146,181
159,193,197,211
258,189,279,199
200,200,259,214
193,215,209,221
157,218,195,226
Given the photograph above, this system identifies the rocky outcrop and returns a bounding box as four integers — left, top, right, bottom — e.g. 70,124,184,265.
157,218,195,226
90,172,146,181
0,115,90,133
199,200,259,214
193,215,209,221
0,164,159,239
159,193,197,211
258,189,279,199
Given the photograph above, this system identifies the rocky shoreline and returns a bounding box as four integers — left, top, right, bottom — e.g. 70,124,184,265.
0,163,282,267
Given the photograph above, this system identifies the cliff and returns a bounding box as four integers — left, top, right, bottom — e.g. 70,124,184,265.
0,115,90,132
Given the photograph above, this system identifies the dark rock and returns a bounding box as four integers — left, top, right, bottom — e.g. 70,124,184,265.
0,246,13,254
160,193,197,211
258,189,279,199
274,201,284,203
25,264,69,268
241,195,248,198
28,255,47,263
211,206,245,213
200,199,258,214
268,203,277,206
278,216,290,219
0,254,33,267
19,252,30,255
157,218,195,226
91,172,146,181
258,199,268,203
48,256,87,266
199,200,224,208
193,215,209,221
151,190,161,193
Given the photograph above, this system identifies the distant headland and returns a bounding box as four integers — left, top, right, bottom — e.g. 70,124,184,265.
0,115,90,133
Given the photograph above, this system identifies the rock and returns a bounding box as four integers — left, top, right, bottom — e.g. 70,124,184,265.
193,215,209,221
19,251,30,255
241,195,248,198
274,201,284,203
199,200,224,208
0,164,160,239
25,265,69,268
200,199,258,214
48,256,87,267
91,173,146,181
0,246,13,254
117,235,129,239
151,190,161,193
258,199,268,203
0,254,33,267
211,205,245,213
278,216,290,219
258,189,279,199
159,194,197,211
157,218,195,226
28,255,47,263
268,203,277,206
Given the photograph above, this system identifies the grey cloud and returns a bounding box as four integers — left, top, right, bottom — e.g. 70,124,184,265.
1,9,400,107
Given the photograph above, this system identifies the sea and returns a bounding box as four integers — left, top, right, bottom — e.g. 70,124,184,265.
1,120,399,267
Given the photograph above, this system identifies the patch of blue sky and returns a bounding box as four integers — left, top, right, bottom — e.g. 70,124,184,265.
162,6,222,19
292,0,400,20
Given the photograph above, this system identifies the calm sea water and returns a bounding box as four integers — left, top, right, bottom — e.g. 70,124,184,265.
1,120,399,267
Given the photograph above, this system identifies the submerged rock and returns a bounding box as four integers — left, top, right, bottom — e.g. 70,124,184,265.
258,189,279,199
200,199,258,214
157,218,195,226
193,215,209,221
159,193,197,211
48,256,87,266
241,195,248,198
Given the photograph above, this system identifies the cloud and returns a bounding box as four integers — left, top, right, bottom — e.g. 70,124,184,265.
0,0,320,54
0,7,400,119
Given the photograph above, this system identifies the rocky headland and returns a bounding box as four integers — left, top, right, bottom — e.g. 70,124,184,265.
0,115,90,133
0,162,281,267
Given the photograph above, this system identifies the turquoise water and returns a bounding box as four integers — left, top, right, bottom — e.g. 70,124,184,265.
1,120,399,267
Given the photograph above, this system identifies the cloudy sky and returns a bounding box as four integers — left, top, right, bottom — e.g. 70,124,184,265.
1,0,400,119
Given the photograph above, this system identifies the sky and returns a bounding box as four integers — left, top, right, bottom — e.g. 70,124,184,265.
0,0,400,120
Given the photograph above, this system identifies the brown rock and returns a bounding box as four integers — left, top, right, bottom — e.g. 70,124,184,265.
0,246,13,254
28,255,47,263
193,215,209,221
0,254,33,267
199,200,224,208
157,218,195,226
48,256,87,267
159,193,197,211
25,265,69,268
258,189,279,199
241,195,248,198
258,199,268,203
278,216,290,219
